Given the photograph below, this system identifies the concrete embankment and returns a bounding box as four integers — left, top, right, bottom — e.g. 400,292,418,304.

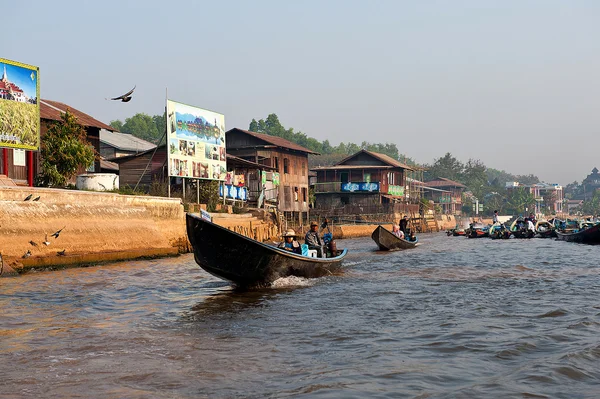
0,187,187,275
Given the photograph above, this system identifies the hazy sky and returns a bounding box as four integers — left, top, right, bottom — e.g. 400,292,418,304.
5,1,599,185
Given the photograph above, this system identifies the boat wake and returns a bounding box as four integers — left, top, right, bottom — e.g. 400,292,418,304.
271,276,315,287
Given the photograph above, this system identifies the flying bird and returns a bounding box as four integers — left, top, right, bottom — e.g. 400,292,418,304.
43,234,51,246
107,85,136,102
57,249,66,256
32,196,40,201
24,194,32,201
22,250,32,259
29,240,38,247
51,226,65,239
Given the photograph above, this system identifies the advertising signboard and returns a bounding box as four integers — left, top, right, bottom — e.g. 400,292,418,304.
166,99,226,180
0,58,40,150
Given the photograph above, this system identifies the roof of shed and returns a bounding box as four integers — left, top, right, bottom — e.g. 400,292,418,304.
100,129,157,152
40,99,115,131
227,128,319,155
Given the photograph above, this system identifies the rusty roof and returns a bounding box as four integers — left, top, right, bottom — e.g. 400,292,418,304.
335,149,415,171
226,128,319,155
424,177,467,188
40,99,115,131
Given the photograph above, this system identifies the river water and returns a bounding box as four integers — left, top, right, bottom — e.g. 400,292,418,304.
2,234,600,398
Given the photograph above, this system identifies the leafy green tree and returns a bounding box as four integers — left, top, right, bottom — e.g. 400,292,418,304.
462,158,488,200
424,152,463,182
579,190,600,216
109,119,124,131
505,187,536,215
121,113,161,144
38,110,96,187
152,113,166,139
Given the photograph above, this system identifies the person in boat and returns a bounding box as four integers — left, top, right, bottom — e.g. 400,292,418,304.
407,231,417,242
399,215,410,235
525,218,536,233
392,224,405,239
492,210,499,224
305,221,325,258
278,228,302,254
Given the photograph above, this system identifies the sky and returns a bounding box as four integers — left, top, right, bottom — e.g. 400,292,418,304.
5,0,599,185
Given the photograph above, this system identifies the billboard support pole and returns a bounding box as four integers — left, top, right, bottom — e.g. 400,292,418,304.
2,149,8,175
182,179,186,201
196,178,200,204
27,151,33,186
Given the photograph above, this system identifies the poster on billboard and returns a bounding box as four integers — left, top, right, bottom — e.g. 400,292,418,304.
0,58,40,151
166,99,226,180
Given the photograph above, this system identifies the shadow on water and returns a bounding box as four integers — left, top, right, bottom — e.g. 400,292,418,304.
183,285,304,320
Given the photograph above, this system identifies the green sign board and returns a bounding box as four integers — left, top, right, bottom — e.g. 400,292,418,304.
388,185,405,196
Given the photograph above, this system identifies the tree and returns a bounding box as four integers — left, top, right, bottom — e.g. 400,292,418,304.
462,158,488,200
110,119,124,131
38,110,96,187
152,113,166,141
505,188,536,215
121,113,161,144
424,153,463,182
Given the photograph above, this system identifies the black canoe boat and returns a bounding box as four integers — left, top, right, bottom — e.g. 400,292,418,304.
555,222,600,244
186,213,348,287
371,225,419,251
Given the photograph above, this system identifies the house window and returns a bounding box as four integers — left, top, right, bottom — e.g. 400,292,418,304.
294,187,299,201
284,186,292,206
301,161,305,176
341,196,350,205
273,156,279,170
302,187,307,202
284,158,289,174
364,173,371,183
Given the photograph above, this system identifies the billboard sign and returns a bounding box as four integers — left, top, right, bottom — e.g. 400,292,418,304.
0,58,40,150
166,99,226,180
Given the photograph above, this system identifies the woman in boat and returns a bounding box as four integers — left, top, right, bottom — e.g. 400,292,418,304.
279,229,302,254
392,224,405,239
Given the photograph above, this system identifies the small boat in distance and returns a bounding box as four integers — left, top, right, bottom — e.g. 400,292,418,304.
371,225,419,251
535,219,557,238
186,213,348,287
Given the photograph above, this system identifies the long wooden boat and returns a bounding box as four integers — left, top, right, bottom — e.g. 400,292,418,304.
535,220,556,238
186,213,348,287
371,225,419,250
510,218,535,239
465,223,489,238
555,222,600,244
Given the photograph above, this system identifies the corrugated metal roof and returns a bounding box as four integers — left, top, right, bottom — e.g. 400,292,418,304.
227,128,319,154
311,165,394,171
335,149,415,171
40,99,115,131
425,177,467,188
100,129,156,152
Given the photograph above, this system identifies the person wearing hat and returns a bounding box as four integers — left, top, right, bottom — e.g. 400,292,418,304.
305,221,324,258
279,229,302,254
399,215,410,235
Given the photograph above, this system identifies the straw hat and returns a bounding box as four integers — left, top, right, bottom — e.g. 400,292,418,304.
283,228,299,238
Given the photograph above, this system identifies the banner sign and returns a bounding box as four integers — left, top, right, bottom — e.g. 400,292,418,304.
341,182,380,192
387,185,405,196
219,184,248,201
167,99,226,180
0,58,40,150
